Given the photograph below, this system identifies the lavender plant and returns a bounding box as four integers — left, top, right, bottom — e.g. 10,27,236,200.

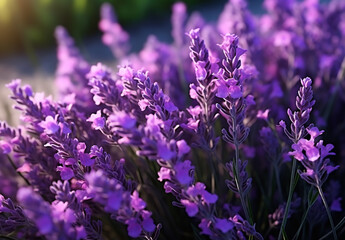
1,0,345,240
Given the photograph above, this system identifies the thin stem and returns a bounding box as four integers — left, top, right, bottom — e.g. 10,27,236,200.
208,151,216,193
316,180,337,240
7,156,30,186
319,216,345,240
234,140,251,223
268,162,274,203
293,207,310,240
293,193,317,240
229,100,252,224
274,162,283,201
278,157,297,240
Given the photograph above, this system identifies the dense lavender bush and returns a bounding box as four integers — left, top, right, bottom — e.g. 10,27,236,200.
1,0,345,239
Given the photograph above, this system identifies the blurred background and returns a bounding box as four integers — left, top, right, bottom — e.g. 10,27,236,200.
1,0,230,57
0,0,266,72
0,0,267,123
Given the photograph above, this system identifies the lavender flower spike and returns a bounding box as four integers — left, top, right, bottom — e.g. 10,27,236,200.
172,2,187,47
280,77,315,143
99,3,130,59
187,28,219,151
278,77,315,240
216,33,249,145
216,33,252,223
55,26,93,111
225,159,252,195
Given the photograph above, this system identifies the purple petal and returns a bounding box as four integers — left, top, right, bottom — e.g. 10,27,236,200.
214,218,234,233
157,143,175,161
36,215,54,234
79,153,94,167
202,191,218,204
199,219,213,236
158,167,171,182
174,160,194,185
181,199,198,217
127,218,142,238
131,191,146,211
107,191,122,211
176,140,191,157
58,167,74,180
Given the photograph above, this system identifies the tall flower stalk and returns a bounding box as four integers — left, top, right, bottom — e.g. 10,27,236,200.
278,77,315,239
187,28,219,152
215,34,251,222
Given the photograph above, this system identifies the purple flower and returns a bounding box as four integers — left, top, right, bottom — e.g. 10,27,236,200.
142,211,156,232
127,218,142,238
289,126,338,186
215,218,234,233
157,142,175,161
158,167,171,181
176,140,191,157
87,110,105,130
186,28,200,40
57,166,74,180
108,111,136,129
195,61,208,81
189,84,198,100
174,160,194,185
164,99,178,113
187,182,218,204
187,28,219,151
181,199,199,217
257,109,270,120
0,140,11,154
171,2,187,47
131,191,146,211
39,116,59,134
5,79,22,92
99,3,129,59
87,63,108,79
199,219,213,236
107,190,123,211
23,85,33,97
280,77,315,143
79,153,94,167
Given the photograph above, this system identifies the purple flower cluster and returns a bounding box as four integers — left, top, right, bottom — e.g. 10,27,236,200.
290,127,338,187
1,0,345,239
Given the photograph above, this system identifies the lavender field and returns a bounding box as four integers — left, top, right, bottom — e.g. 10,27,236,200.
1,0,345,239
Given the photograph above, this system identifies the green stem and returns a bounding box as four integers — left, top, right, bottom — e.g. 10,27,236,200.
208,151,217,194
316,180,337,240
278,157,297,240
293,191,317,240
319,216,345,240
229,98,252,224
7,156,30,186
234,141,251,223
274,162,283,201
